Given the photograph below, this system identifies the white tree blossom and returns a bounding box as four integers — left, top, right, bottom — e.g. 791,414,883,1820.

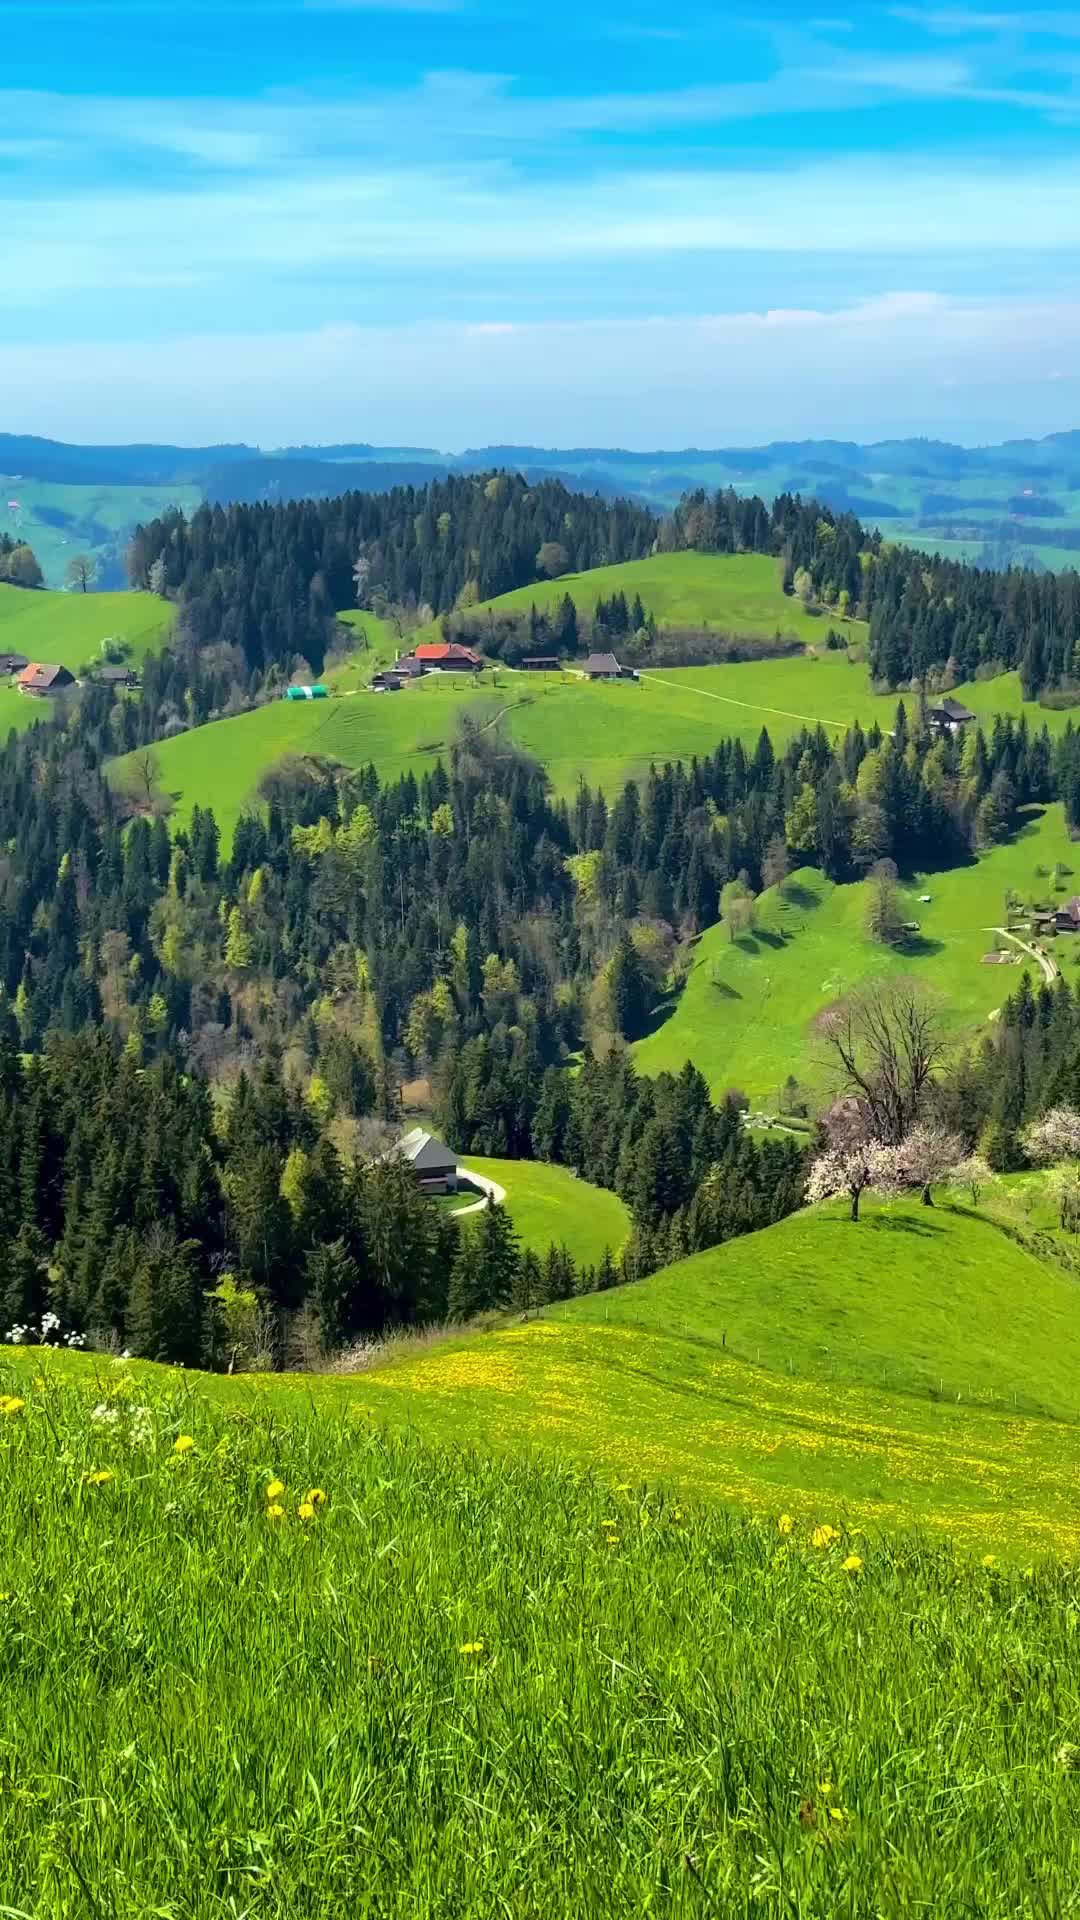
1021,1106,1080,1167
894,1122,965,1206
952,1153,995,1206
806,1139,902,1221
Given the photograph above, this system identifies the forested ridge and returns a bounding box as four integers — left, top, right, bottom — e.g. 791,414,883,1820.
4,639,1080,1363
130,469,1080,699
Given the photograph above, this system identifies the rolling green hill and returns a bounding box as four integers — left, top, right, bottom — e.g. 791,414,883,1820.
123,644,1080,851
446,551,860,645
0,583,175,733
458,1157,631,1265
1,480,203,587
344,1197,1080,1561
635,809,1078,1107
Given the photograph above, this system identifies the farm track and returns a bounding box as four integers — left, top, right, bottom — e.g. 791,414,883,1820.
990,927,1059,983
640,670,895,737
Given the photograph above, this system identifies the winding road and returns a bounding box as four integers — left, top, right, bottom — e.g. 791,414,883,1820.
452,1167,508,1216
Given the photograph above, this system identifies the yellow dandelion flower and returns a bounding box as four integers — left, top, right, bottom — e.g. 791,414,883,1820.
0,1396,25,1418
83,1469,115,1487
829,1806,846,1823
267,1503,285,1521
981,1554,997,1569
812,1524,841,1549
266,1479,285,1501
298,1501,316,1522
173,1434,195,1456
819,1780,833,1797
842,1554,863,1575
459,1640,485,1656
777,1513,794,1536
305,1488,327,1508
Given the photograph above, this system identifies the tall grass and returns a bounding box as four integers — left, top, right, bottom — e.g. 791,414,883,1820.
2,1356,1079,1916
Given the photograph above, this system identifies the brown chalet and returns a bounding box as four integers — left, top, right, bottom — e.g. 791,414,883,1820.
1054,897,1080,933
926,696,975,736
19,661,75,697
583,651,626,680
0,651,29,678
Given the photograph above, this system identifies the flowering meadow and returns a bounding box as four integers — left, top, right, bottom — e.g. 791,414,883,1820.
2,1355,1080,1916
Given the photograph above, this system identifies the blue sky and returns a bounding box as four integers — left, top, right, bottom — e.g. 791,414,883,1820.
3,1,1079,447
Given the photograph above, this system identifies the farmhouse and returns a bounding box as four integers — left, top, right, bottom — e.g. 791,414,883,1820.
412,642,483,672
583,651,625,680
927,696,975,736
371,670,404,692
522,656,561,672
1054,897,1080,933
388,1127,460,1195
0,652,29,678
18,662,75,697
96,664,139,689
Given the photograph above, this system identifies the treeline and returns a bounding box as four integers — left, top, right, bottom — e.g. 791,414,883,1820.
131,469,1080,702
941,969,1080,1173
129,475,656,678
671,485,1080,700
0,1026,642,1363
440,1044,805,1271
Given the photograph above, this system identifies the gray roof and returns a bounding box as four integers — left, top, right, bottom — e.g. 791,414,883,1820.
584,651,622,675
394,1127,458,1171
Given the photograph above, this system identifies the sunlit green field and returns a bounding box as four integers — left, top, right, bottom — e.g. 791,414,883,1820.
458,1156,631,1265
0,479,203,585
432,550,863,645
636,809,1077,1105
0,583,175,735
6,1348,1080,1916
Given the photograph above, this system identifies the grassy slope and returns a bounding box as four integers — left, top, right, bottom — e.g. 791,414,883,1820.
635,808,1080,1105
459,1156,631,1264
0,583,174,734
452,551,862,645
347,1198,1080,1560
4,1358,1078,1916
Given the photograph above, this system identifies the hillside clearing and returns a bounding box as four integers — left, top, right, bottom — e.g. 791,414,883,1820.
635,809,1080,1107
438,550,864,645
457,1157,631,1265
0,583,174,733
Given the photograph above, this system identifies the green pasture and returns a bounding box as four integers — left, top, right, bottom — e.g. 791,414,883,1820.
343,1197,1080,1562
0,582,175,736
635,809,1079,1107
431,550,861,645
5,1350,1080,1914
457,1156,631,1266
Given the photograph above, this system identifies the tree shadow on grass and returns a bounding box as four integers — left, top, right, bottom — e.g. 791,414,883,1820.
709,980,742,1000
755,928,787,950
783,882,823,910
896,934,945,960
862,1214,947,1238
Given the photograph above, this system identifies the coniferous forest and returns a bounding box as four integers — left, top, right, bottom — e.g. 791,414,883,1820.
6,469,1080,1365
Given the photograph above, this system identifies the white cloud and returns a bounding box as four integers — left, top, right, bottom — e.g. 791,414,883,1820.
5,152,1080,314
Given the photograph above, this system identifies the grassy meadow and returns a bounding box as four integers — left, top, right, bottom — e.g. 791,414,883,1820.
0,583,175,735
635,808,1080,1106
444,550,861,645
5,1353,1080,1915
459,1156,631,1264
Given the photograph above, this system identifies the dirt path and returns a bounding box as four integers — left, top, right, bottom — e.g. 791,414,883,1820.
452,1167,508,1216
639,671,894,737
990,927,1059,984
